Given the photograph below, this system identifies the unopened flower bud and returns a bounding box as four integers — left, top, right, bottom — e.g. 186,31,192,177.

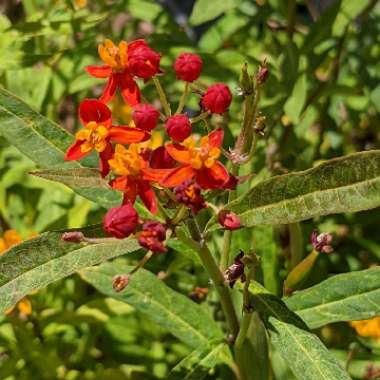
223,252,245,288
128,41,161,79
165,114,191,142
132,104,160,131
223,175,238,190
201,83,232,114
61,231,85,243
150,146,176,169
138,220,167,253
256,61,269,84
174,53,203,82
174,179,206,214
239,63,254,95
218,210,241,230
311,230,333,254
112,274,130,292
103,204,139,239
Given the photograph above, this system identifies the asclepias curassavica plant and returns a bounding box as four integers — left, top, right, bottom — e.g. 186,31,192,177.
1,36,380,380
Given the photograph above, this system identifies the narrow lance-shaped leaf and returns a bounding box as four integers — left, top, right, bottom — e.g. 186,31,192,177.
0,86,121,207
31,168,111,189
221,150,380,227
286,267,380,329
0,226,140,313
80,263,224,349
245,284,350,380
168,343,233,380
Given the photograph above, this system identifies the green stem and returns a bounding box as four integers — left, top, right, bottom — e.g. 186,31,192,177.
175,82,189,114
171,205,188,225
190,111,210,124
187,218,239,338
235,313,252,350
220,164,239,271
152,76,171,117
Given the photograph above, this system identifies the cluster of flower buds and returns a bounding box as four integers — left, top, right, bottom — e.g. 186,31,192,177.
311,230,334,254
62,37,235,257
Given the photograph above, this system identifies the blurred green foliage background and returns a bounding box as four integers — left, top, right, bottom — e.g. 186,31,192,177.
0,0,379,379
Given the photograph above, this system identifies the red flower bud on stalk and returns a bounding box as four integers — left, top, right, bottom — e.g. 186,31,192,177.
218,210,241,230
202,83,232,114
311,230,333,254
61,231,85,243
174,53,203,82
132,104,160,131
165,114,192,142
138,221,167,253
103,204,139,239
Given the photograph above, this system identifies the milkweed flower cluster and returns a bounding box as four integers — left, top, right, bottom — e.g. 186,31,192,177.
64,38,235,253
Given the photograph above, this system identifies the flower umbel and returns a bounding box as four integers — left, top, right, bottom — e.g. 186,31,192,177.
161,129,230,189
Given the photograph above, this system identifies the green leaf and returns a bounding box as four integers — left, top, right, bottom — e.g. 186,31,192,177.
31,168,110,189
253,226,280,295
167,343,232,380
248,290,350,380
221,150,380,227
80,263,224,349
283,73,307,124
0,86,121,208
270,318,350,380
332,0,371,37
286,267,380,329
0,227,140,314
189,0,238,26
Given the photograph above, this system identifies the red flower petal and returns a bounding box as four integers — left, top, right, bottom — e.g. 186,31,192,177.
99,142,113,177
165,143,191,164
100,75,118,103
137,179,157,214
208,128,224,148
79,99,112,126
161,165,195,187
119,74,141,106
109,126,150,144
85,65,112,78
64,140,89,161
195,161,229,189
142,167,177,182
110,176,138,205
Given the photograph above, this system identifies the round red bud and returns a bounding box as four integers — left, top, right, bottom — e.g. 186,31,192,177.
128,40,161,79
202,83,232,114
150,146,176,169
174,53,203,82
165,114,191,142
132,104,160,131
103,204,139,239
218,210,241,230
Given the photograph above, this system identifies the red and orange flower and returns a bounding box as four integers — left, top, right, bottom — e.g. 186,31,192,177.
86,39,160,105
64,99,149,177
108,144,172,214
161,129,230,189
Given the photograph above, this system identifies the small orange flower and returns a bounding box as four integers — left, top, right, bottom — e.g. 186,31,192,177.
109,144,172,214
350,317,380,342
161,129,230,189
86,39,160,105
0,229,22,255
65,99,149,177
